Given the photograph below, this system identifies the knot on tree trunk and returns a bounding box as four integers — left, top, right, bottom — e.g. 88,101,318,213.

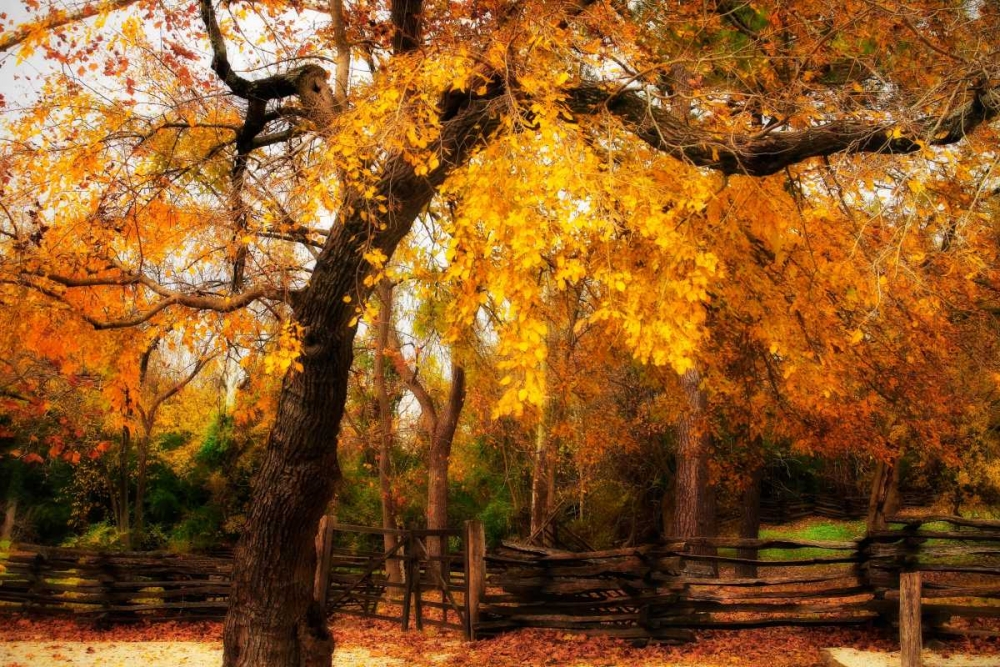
294,64,337,131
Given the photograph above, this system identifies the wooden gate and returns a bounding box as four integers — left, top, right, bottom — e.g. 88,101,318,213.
316,520,485,638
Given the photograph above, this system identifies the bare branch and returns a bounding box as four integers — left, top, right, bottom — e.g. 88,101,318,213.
21,270,288,329
565,84,1000,176
386,324,438,429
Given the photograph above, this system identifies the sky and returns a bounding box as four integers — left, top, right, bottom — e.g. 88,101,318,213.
0,0,51,108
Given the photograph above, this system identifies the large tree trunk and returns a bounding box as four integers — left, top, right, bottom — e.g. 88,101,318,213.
221,85,502,667
672,368,711,538
219,14,502,658
222,220,370,666
672,368,717,574
374,282,402,587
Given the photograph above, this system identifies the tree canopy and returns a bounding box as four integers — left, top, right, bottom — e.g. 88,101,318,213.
2,0,1000,665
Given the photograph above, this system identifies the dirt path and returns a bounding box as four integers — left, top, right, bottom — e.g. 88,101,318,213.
0,642,410,667
2,616,998,667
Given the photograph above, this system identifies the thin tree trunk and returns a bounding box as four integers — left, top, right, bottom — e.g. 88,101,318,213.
529,305,575,546
132,419,152,548
529,410,552,543
117,425,131,550
374,281,402,587
2,466,22,543
736,464,764,577
2,496,17,542
424,362,465,575
661,474,675,539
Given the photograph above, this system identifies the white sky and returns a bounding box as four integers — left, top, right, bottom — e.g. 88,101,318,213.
0,0,52,107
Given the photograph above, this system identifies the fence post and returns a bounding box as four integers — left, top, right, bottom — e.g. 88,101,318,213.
900,570,922,667
464,519,486,640
313,515,334,614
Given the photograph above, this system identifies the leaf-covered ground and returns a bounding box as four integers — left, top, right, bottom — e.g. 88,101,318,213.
1,615,998,667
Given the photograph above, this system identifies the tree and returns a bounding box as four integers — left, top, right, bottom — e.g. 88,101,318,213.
4,1,1000,665
373,280,404,586
383,282,466,569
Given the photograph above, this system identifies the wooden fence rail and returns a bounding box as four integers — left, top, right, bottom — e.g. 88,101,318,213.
1,514,999,650
0,546,231,622
478,515,1000,645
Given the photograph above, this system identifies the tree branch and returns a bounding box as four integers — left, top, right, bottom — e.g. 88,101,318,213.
391,0,423,54
0,0,140,54
565,84,1000,176
385,325,438,429
20,270,287,330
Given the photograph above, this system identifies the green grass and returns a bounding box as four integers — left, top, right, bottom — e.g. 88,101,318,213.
718,518,867,562
759,518,866,543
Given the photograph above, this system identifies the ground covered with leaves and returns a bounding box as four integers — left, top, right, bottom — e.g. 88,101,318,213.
2,614,999,667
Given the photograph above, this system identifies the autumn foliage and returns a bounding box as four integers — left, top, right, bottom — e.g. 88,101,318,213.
3,0,1000,664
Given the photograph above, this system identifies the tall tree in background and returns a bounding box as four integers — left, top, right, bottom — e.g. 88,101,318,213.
4,1,1000,665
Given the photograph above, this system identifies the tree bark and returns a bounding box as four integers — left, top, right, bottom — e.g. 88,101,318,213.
222,222,369,665
529,402,556,544
672,368,710,538
132,417,153,548
529,296,579,546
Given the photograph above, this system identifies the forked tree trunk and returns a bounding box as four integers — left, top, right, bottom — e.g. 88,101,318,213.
867,458,901,533
389,342,466,573
426,361,466,560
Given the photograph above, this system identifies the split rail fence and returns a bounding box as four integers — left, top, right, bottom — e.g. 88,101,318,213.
1,515,998,647
0,546,231,621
